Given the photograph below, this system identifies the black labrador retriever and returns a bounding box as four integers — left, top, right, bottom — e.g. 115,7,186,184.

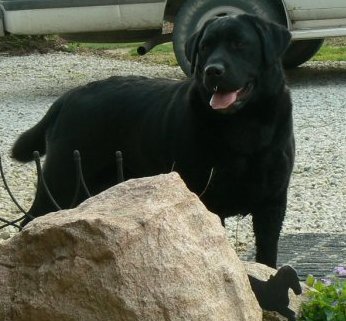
12,14,295,268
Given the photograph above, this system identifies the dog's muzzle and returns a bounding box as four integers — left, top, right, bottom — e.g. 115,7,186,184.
209,82,254,111
203,63,254,112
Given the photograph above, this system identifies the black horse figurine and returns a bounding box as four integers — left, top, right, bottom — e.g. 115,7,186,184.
249,265,302,321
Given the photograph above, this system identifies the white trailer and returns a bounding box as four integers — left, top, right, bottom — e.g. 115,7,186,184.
1,0,345,73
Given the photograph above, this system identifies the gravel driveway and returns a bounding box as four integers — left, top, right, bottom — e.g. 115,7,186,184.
0,52,345,250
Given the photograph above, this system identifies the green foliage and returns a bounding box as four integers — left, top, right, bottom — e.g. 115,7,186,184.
299,267,346,321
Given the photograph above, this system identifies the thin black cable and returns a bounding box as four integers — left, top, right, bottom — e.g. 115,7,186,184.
33,151,62,211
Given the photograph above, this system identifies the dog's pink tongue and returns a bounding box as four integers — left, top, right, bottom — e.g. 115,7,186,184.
210,91,238,109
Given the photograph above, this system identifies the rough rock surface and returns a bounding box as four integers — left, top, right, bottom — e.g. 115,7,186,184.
244,262,309,321
0,173,261,321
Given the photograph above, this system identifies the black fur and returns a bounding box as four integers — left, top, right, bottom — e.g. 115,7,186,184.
12,14,294,268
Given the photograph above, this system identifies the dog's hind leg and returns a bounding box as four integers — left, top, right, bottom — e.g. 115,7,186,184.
21,180,63,226
21,148,81,226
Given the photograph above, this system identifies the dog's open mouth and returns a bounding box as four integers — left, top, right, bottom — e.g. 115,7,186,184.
209,82,254,110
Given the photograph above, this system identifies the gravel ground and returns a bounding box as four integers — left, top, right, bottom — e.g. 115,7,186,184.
0,52,345,251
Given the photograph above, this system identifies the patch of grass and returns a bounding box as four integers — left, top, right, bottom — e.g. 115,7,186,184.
68,42,141,52
312,44,346,62
69,41,178,66
131,43,177,66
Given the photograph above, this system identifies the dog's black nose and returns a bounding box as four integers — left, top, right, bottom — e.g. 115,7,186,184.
205,64,225,77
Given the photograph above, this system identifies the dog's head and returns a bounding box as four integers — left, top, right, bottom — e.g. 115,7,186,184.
185,14,291,114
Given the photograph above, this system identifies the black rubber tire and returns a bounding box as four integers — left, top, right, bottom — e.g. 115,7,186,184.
282,39,324,69
173,0,286,76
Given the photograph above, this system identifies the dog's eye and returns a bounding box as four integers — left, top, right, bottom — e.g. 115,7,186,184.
200,43,208,52
232,41,246,49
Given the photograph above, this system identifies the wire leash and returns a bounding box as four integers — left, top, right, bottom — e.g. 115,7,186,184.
0,150,124,230
198,167,214,198
1,151,214,231
170,161,214,198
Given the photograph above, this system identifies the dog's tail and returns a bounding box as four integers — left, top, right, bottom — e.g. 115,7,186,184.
12,100,60,162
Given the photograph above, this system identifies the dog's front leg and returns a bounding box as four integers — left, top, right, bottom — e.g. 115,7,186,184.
252,200,287,268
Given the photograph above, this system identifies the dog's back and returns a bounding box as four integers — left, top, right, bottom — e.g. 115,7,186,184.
12,76,186,164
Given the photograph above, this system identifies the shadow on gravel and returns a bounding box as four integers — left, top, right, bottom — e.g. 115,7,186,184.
242,233,346,280
286,62,346,86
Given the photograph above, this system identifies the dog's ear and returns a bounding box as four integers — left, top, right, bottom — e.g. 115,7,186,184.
240,14,291,66
185,18,217,75
185,31,201,75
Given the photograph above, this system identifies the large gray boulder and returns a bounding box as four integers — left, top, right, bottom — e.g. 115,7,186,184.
0,173,262,321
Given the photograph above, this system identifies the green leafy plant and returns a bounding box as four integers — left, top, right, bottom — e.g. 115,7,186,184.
299,266,346,321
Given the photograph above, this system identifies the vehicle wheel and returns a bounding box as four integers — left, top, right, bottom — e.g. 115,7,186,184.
173,0,286,75
282,39,324,69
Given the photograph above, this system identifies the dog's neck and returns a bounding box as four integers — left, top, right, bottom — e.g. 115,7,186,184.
257,62,287,96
